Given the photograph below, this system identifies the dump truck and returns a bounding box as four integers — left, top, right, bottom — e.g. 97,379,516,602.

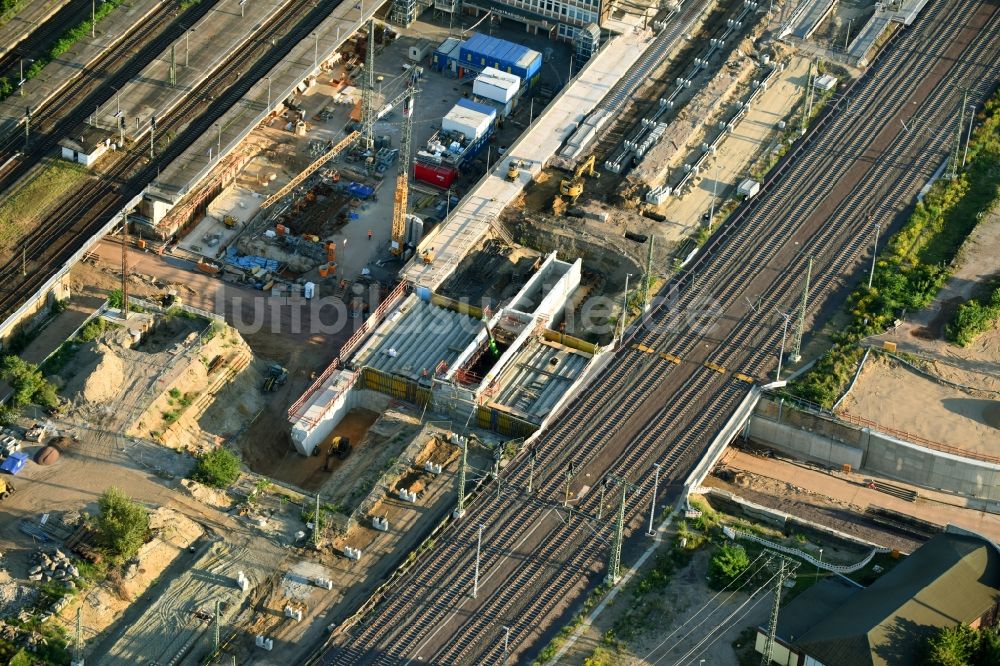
0,478,15,500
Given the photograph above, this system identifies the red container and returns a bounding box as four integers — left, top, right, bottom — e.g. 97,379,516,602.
414,162,458,188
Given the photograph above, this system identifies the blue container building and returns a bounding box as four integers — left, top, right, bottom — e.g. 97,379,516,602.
455,33,542,84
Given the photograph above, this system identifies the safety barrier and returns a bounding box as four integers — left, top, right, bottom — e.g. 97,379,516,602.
541,329,598,355
475,406,537,438
287,358,340,422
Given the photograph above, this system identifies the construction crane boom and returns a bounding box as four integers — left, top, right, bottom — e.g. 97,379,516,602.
259,130,359,210
391,73,418,256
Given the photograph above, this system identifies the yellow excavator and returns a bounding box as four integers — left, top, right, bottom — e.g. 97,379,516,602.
559,154,598,202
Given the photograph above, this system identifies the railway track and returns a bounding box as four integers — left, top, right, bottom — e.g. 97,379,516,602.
315,1,1000,663
0,0,223,189
0,0,92,79
0,0,352,323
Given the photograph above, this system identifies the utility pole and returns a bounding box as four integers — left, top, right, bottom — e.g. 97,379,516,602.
761,554,798,666
844,18,853,52
266,76,271,110
24,105,30,149
618,273,632,343
149,115,156,159
214,599,221,652
646,463,661,536
473,523,484,598
169,45,176,87
948,89,969,179
120,210,129,320
643,236,654,312
502,626,510,662
709,159,720,227
527,445,536,494
775,311,791,381
92,0,95,38
788,256,812,364
314,32,320,69
800,61,813,136
216,122,222,158
605,477,629,585
73,606,84,666
962,102,975,168
598,478,608,520
868,220,881,289
313,492,321,548
185,30,191,67
454,435,468,517
22,248,26,277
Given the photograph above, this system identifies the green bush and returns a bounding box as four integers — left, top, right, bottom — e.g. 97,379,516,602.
96,487,149,561
191,447,241,488
923,624,1000,666
0,404,14,425
79,317,107,342
708,543,750,590
946,285,1000,347
0,355,60,409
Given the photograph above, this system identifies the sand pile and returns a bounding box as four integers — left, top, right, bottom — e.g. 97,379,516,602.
79,345,124,404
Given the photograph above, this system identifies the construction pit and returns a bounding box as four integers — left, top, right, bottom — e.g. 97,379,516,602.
500,0,855,311
162,14,573,295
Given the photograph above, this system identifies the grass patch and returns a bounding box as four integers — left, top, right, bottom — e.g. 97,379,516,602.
0,161,91,252
790,88,1000,407
41,317,119,377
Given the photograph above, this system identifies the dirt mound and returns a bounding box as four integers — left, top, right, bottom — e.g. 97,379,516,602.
64,344,124,404
34,446,60,465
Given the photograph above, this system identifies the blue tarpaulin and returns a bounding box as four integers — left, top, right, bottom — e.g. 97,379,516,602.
2,451,29,475
225,246,279,272
346,182,375,199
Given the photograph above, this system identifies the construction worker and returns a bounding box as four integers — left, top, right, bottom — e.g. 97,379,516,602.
368,229,373,240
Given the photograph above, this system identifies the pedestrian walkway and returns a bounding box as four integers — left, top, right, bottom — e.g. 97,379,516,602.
0,0,69,56
718,449,1000,544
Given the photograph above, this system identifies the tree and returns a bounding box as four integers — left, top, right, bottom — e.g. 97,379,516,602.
0,355,60,409
924,625,983,666
191,447,241,488
708,543,750,589
96,487,149,560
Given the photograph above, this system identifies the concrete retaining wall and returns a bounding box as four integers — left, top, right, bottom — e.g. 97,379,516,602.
749,416,865,470
751,398,1000,503
864,431,1000,501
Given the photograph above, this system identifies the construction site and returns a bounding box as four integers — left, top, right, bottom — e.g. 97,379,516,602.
2,0,996,662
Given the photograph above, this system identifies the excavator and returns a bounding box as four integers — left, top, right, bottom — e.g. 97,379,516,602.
553,154,598,214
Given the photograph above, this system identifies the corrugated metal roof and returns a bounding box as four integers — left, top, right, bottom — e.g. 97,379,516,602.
492,339,589,422
353,297,481,381
435,36,461,56
455,97,498,118
476,68,520,91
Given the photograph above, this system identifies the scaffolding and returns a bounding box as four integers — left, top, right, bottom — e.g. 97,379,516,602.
391,0,417,27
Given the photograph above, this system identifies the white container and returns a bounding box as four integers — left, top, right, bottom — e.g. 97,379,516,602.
408,39,434,62
442,104,492,141
304,282,316,299
473,67,520,104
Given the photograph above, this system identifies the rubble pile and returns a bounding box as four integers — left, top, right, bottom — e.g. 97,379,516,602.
27,549,81,590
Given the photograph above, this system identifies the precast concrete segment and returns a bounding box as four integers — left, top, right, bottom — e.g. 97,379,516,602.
315,1,1000,663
